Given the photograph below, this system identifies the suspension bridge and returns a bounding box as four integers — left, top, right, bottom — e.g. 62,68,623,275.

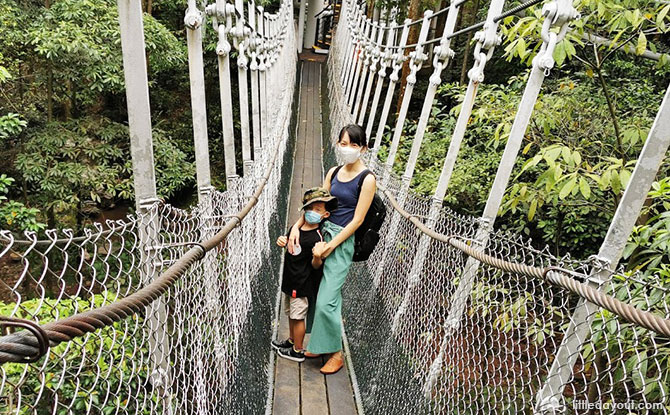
1,0,670,414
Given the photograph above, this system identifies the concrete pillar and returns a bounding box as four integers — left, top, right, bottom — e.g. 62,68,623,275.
303,0,322,49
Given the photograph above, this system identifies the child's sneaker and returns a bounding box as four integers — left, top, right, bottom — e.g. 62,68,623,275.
271,338,293,351
277,346,305,363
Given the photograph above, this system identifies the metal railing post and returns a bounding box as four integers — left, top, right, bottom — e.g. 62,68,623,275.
117,0,171,410
185,1,212,199
422,0,579,397
384,11,433,170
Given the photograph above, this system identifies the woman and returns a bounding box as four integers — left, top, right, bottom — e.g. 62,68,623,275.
287,123,376,374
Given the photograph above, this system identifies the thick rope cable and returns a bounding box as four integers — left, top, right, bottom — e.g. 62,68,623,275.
378,183,670,339
0,105,290,364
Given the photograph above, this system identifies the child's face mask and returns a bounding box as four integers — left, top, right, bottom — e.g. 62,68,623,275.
305,210,323,224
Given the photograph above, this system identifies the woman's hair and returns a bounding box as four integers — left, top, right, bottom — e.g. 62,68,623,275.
338,124,371,148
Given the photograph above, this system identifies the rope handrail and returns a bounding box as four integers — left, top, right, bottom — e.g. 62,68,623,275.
0,111,289,364
378,182,670,339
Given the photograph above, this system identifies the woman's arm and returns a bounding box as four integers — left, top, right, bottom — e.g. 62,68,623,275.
315,174,376,258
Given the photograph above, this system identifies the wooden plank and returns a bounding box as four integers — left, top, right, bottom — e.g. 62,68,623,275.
326,360,358,415
301,357,329,414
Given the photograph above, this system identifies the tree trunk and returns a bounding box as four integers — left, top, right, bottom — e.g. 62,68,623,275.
396,0,422,114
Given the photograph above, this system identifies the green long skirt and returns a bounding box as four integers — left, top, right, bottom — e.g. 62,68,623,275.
306,220,354,354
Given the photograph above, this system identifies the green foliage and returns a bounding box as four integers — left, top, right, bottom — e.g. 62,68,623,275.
0,174,45,232
624,177,670,273
501,0,670,71
0,295,157,414
0,113,27,141
14,117,194,228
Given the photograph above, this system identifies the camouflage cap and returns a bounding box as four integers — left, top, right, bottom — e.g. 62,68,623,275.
301,187,338,212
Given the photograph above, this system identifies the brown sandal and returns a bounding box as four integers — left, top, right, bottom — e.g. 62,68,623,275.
320,354,344,374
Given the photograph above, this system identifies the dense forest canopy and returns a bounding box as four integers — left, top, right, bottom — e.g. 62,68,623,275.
1,0,669,279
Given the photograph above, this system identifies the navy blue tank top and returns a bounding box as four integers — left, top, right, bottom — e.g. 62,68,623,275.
328,169,366,227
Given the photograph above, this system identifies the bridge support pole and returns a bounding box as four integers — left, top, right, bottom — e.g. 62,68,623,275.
235,0,253,175
364,22,395,141
422,0,579,397
297,0,307,52
372,12,431,287
352,25,377,121
370,21,410,154
117,0,171,411
249,1,263,156
346,18,370,109
259,7,269,147
185,2,212,199
304,0,321,49
340,2,360,85
384,11,432,170
342,5,364,102
211,0,239,186
534,83,670,415
389,0,464,333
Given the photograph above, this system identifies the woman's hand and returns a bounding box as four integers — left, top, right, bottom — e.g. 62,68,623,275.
288,224,300,254
276,236,288,247
312,242,334,259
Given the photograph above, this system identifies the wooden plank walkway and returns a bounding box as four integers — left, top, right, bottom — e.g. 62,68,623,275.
272,59,358,415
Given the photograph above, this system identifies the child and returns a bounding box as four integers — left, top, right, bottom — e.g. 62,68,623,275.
272,187,338,362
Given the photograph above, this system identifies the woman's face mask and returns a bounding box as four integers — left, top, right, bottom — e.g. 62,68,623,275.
304,210,323,224
337,145,361,165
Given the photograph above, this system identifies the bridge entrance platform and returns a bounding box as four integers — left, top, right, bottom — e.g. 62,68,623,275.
271,60,358,415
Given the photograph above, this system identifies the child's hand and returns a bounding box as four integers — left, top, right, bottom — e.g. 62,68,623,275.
312,241,327,258
276,236,288,247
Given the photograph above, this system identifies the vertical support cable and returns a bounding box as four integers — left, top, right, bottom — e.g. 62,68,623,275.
352,24,377,119
213,0,238,184
259,7,269,146
342,5,364,95
534,82,670,415
371,22,410,154
116,0,170,409
340,2,359,84
185,1,212,199
235,0,253,175
346,18,371,108
385,11,433,170
389,0,464,333
364,21,395,140
249,0,262,154
423,0,579,398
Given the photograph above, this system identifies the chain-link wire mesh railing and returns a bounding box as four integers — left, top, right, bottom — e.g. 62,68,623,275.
324,1,670,412
0,19,297,414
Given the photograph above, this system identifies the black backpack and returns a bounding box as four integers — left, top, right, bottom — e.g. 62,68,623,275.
332,165,387,262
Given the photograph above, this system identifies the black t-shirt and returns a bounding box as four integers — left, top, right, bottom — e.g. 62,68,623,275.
281,227,324,298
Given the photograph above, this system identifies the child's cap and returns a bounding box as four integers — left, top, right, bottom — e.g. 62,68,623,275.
301,187,338,212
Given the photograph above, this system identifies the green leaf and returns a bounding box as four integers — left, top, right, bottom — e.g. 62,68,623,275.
528,198,538,221
559,176,577,199
579,177,591,199
636,32,647,56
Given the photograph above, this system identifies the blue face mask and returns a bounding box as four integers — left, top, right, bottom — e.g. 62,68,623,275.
305,210,323,224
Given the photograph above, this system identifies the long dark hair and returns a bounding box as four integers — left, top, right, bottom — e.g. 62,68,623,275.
338,124,371,148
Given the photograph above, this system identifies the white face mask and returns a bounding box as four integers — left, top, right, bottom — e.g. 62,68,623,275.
337,145,361,165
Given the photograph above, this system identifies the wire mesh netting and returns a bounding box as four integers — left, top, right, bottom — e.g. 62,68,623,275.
0,37,297,415
324,3,670,413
